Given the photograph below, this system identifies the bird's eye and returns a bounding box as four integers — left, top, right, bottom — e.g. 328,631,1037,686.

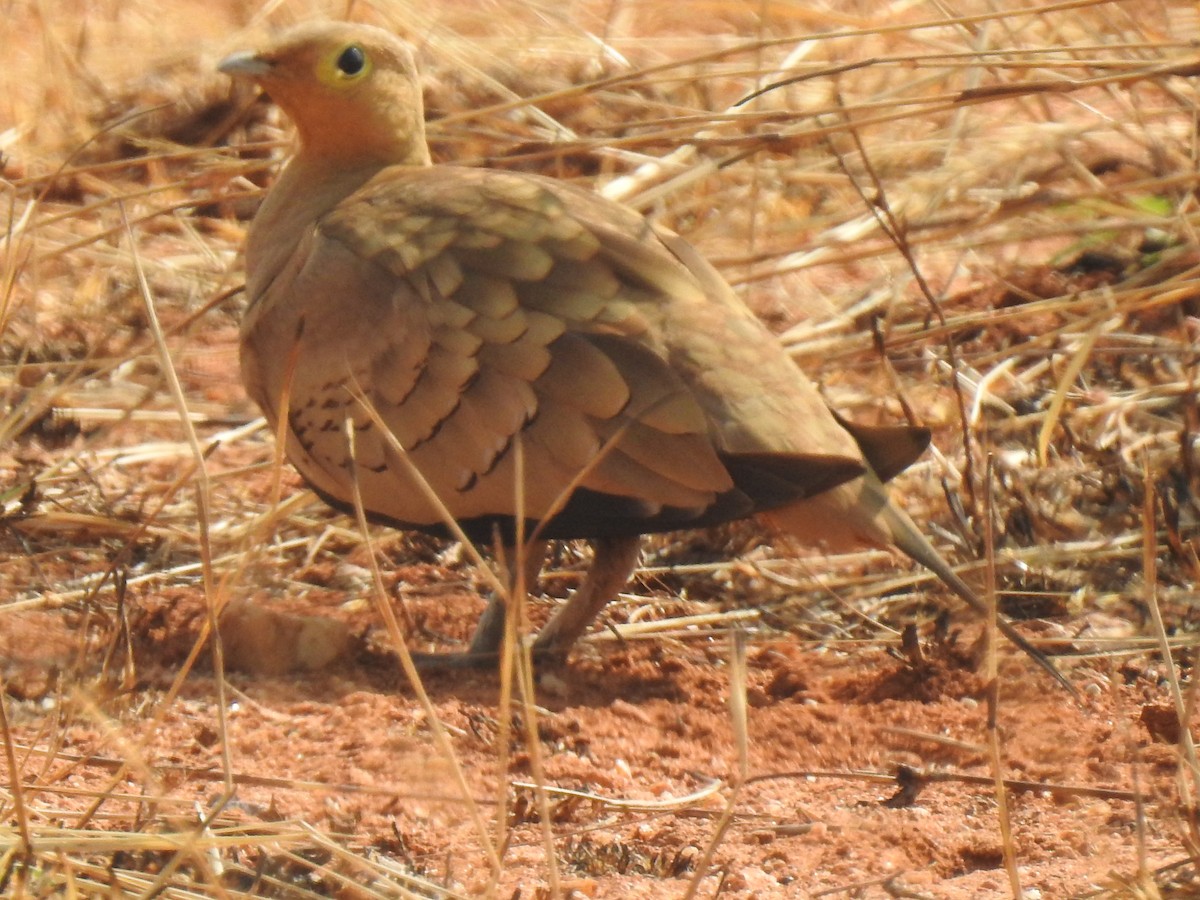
316,42,372,87
336,44,366,76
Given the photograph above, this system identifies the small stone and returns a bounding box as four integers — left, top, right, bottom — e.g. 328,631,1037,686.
219,599,352,675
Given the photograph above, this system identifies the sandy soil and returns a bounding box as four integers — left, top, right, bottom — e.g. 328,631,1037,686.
1,580,1192,897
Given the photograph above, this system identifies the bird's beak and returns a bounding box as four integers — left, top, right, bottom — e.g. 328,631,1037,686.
218,50,273,79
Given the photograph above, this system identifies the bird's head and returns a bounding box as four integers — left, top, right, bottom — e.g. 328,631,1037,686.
219,22,431,168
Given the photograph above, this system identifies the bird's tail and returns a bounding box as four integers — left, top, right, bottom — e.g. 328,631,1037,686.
767,475,1073,694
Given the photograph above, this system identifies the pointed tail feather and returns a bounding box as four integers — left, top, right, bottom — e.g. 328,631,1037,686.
876,498,1075,696
769,475,1074,695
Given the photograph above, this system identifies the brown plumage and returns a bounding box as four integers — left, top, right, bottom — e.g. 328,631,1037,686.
219,22,1065,686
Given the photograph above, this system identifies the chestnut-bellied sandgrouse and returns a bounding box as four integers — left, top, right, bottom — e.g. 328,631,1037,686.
219,22,1064,687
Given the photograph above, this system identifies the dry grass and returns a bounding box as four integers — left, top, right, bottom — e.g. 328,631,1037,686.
4,0,1200,896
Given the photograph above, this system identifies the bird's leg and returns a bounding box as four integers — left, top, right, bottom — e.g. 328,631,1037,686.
467,539,549,656
411,539,548,669
411,537,639,669
531,535,642,657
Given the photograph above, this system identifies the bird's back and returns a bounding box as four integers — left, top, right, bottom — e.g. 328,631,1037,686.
239,163,888,541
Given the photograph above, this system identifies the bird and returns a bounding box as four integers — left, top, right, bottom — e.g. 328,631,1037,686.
218,21,1067,687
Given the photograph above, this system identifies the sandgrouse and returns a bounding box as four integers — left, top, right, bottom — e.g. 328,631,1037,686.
219,21,1063,685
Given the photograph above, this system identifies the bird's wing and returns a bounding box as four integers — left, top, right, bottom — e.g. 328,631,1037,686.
241,165,865,540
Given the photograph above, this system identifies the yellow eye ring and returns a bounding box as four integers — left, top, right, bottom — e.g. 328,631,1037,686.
317,43,371,86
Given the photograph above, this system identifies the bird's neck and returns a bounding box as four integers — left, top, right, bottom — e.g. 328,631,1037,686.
244,155,387,301
292,103,432,172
